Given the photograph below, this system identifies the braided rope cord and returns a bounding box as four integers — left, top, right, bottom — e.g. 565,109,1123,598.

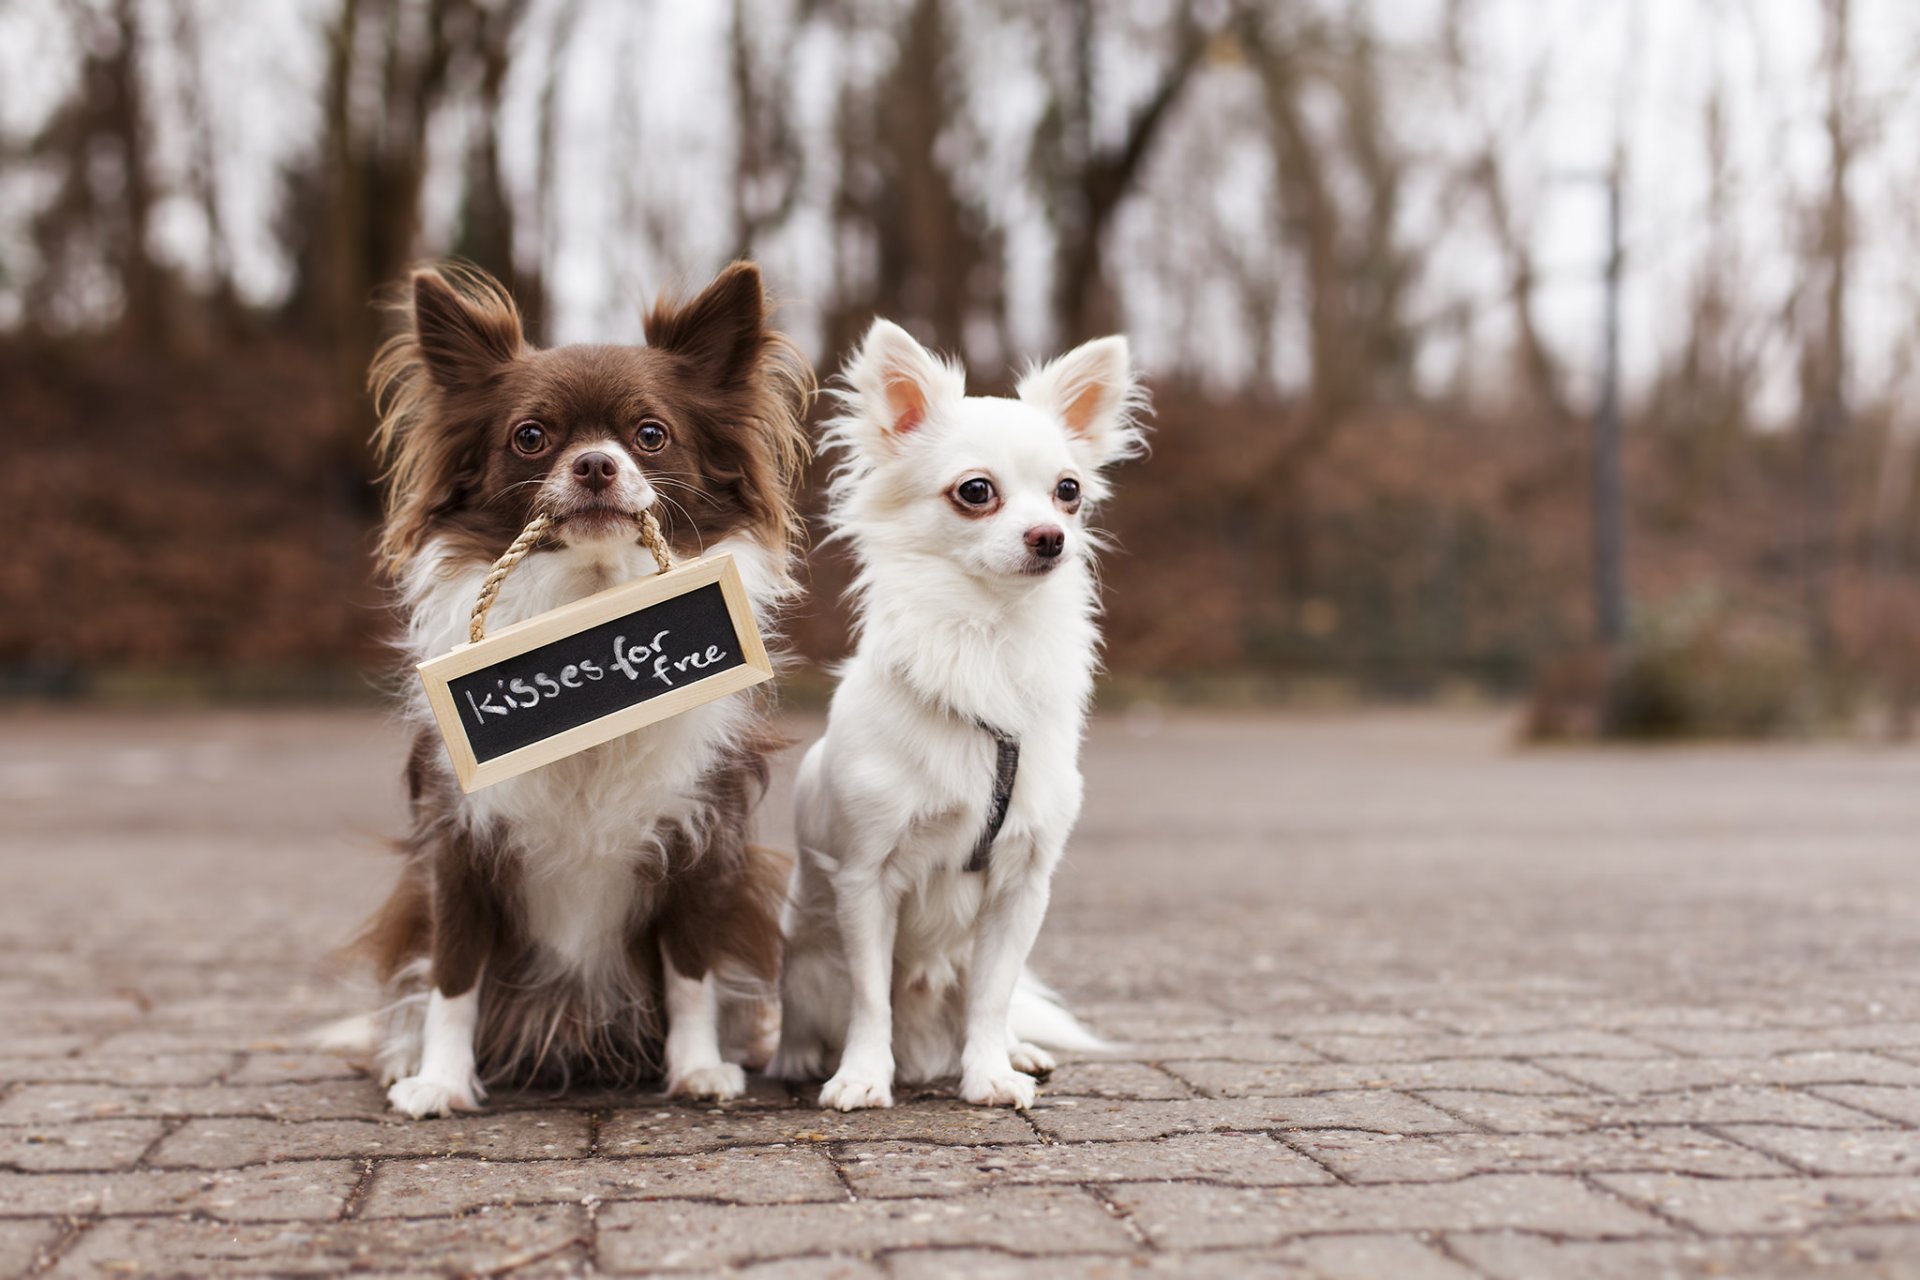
467,509,675,644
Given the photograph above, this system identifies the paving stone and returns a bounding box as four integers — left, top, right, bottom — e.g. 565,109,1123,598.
151,1112,594,1166
1106,1174,1670,1249
595,1187,1134,1271
1599,1172,1920,1234
1104,1031,1329,1060
45,1205,589,1277
0,998,146,1033
1276,1013,1446,1037
0,1036,92,1058
1416,1087,1884,1132
1289,1126,1794,1182
879,1251,1127,1280
89,1028,304,1055
1720,1125,1920,1175
730,1259,887,1280
882,1236,1477,1278
1634,1026,1920,1057
1173,1058,1574,1098
1253,1234,1481,1278
1043,1060,1192,1099
600,1100,1034,1155
0,1053,235,1086
0,1118,166,1171
1539,1052,1920,1094
1302,1031,1661,1063
0,1161,358,1220
1450,1227,1920,1279
0,1079,387,1123
839,1132,1334,1197
1811,1084,1920,1125
1461,1006,1754,1032
1074,1008,1327,1062
1027,1094,1465,1143
360,1150,846,1216
226,1053,367,1085
0,1219,66,1278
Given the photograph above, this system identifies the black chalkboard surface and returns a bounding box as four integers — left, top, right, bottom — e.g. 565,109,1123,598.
418,555,772,792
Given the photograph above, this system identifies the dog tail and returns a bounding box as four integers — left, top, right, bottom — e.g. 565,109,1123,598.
1010,972,1112,1053
308,1013,378,1057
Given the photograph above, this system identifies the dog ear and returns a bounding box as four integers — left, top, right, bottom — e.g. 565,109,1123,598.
842,319,964,450
645,261,767,388
411,267,525,390
1018,335,1146,468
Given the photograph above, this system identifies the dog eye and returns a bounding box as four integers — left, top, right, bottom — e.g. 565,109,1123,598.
634,419,669,453
954,477,995,507
1056,478,1081,504
512,421,548,455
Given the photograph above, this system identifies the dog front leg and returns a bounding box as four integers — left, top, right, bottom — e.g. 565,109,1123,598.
387,987,485,1118
662,945,747,1101
959,866,1052,1108
817,865,899,1110
388,842,495,1119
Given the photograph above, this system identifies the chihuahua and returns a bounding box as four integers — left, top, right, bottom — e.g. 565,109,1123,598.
346,262,809,1117
772,320,1142,1109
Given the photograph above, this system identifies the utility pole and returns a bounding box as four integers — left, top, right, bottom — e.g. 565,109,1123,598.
1592,154,1628,721
1805,0,1851,673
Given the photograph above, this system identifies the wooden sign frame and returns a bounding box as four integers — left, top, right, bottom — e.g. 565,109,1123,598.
418,553,772,793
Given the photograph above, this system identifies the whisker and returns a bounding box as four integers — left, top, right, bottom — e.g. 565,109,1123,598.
649,493,708,556
648,481,706,503
642,472,706,494
484,478,552,509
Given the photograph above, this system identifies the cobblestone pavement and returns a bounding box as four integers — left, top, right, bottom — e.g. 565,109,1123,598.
3,708,1920,1277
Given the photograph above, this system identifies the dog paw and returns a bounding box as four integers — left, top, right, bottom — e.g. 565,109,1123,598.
1008,1041,1056,1078
819,1070,894,1111
960,1066,1036,1109
387,1073,484,1119
666,1061,746,1102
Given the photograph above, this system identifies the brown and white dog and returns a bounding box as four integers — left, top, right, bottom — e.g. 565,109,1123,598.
346,262,809,1117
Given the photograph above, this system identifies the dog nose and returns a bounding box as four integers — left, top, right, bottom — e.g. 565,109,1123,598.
1025,525,1065,559
572,451,619,493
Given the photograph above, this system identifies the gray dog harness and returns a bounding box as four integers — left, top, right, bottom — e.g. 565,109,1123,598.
966,721,1021,873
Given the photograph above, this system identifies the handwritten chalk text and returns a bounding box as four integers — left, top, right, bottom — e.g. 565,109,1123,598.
462,628,728,726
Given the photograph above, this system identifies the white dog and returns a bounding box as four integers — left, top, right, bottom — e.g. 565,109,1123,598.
771,320,1144,1110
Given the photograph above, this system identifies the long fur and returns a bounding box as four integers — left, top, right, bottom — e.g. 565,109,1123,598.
773,321,1141,1109
345,261,811,1114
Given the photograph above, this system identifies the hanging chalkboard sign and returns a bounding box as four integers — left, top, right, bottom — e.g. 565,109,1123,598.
418,554,772,792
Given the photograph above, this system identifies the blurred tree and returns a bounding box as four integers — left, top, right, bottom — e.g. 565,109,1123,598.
728,0,807,263
527,0,584,339
1227,7,1417,638
1033,0,1206,345
166,0,243,338
452,0,539,335
282,0,535,480
1240,7,1415,468
1644,72,1762,520
1798,0,1853,672
821,0,1002,362
26,0,169,346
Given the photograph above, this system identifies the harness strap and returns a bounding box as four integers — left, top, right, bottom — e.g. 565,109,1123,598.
965,722,1021,874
